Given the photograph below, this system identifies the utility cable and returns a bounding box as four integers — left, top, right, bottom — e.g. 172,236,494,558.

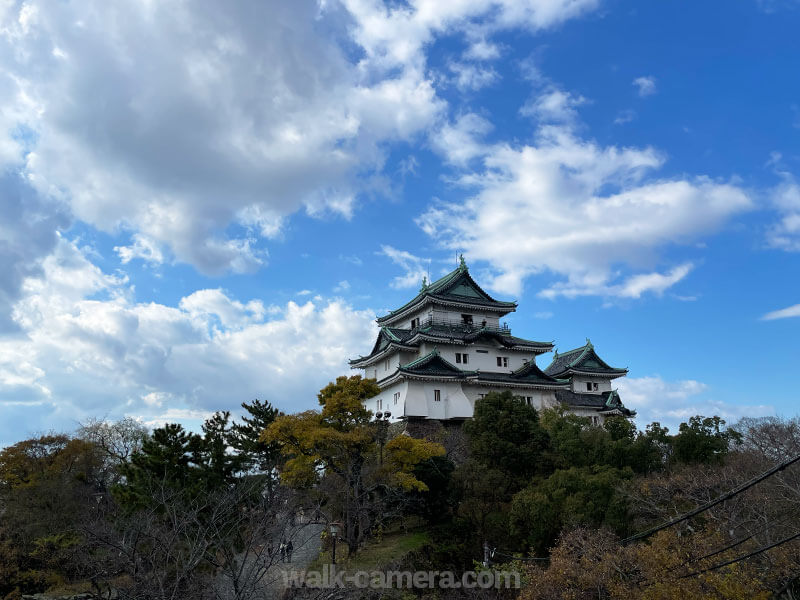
686,513,798,566
622,452,800,545
678,530,800,579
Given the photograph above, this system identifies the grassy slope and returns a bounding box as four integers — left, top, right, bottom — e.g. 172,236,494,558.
308,526,430,573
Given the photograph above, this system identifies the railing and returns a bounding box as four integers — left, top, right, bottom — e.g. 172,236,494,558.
413,317,511,336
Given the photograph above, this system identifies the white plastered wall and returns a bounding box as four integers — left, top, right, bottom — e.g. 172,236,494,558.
571,375,613,394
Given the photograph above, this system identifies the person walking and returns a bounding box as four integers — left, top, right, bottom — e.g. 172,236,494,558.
285,540,293,563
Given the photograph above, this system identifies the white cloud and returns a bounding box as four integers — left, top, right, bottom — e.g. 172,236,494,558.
334,280,351,293
340,254,364,267
448,61,499,91
341,0,600,70
0,0,450,276
540,263,693,299
141,408,216,429
0,238,378,445
762,303,800,320
613,109,636,125
618,375,772,431
766,177,800,251
464,39,502,60
0,0,605,284
633,75,657,97
431,113,493,167
179,288,266,329
114,234,165,266
418,122,751,297
521,87,587,124
0,173,71,332
0,0,605,280
379,245,432,289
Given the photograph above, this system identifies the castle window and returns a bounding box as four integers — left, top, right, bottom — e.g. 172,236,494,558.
394,392,400,405
593,382,598,391
476,349,488,354
377,399,382,410
434,389,441,402
385,359,390,371
586,382,592,391
455,353,468,364
411,317,420,329
497,356,508,368
461,314,473,325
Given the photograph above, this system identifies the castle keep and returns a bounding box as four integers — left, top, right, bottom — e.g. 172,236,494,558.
350,257,635,424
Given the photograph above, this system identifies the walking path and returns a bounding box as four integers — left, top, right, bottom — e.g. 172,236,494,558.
214,518,324,600
264,520,325,600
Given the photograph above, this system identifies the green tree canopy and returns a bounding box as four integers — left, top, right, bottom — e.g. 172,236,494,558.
262,375,445,555
673,415,742,465
463,390,552,481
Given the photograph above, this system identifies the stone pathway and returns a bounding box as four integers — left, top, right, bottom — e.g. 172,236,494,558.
269,521,325,597
213,518,324,600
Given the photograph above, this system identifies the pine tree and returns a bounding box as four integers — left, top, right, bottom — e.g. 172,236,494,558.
230,399,282,474
115,423,203,510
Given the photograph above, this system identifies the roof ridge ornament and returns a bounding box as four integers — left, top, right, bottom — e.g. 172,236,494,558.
420,276,428,291
459,253,467,271
585,337,592,348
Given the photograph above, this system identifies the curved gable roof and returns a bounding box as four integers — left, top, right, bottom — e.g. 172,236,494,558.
398,349,466,378
544,339,628,378
377,260,516,324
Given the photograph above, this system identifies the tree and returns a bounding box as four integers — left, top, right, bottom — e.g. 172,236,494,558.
229,399,283,500
510,465,632,555
230,398,282,472
628,421,671,475
464,390,552,482
520,525,799,600
0,435,106,597
114,423,204,511
406,454,456,524
196,410,247,488
85,476,296,600
262,375,445,555
734,415,800,462
452,460,517,554
673,415,741,465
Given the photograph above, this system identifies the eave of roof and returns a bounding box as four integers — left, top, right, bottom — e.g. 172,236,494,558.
406,325,552,351
544,339,627,378
554,388,636,417
377,262,516,324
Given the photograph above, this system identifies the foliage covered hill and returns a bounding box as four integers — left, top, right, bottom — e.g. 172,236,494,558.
1,384,798,599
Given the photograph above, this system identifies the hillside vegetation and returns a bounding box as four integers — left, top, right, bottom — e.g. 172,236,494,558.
1,379,799,599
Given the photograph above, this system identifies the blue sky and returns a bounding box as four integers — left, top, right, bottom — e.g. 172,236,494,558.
1,0,799,446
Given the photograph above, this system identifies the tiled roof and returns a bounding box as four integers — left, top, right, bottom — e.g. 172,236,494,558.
473,359,567,387
415,323,552,350
398,350,466,378
349,327,416,366
544,339,628,378
377,261,516,324
351,323,553,365
394,350,567,388
554,389,636,417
